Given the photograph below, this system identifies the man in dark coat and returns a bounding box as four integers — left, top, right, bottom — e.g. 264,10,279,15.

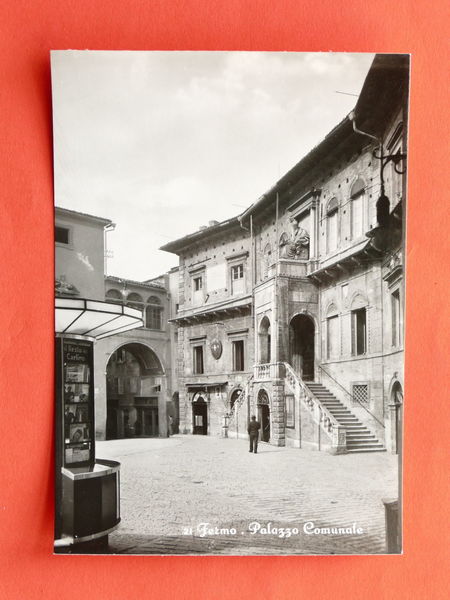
247,415,261,453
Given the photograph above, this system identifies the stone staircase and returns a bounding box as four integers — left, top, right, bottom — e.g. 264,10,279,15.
305,382,386,453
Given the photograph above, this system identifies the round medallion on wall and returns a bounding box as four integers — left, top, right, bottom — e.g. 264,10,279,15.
210,338,223,360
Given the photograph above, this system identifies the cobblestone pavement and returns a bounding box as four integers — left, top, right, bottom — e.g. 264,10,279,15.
96,435,399,555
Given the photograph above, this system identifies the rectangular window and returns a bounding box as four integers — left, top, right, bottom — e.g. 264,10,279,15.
231,264,244,280
285,395,295,428
391,289,401,347
146,307,161,330
232,340,245,371
327,210,338,253
193,346,204,375
327,315,339,359
193,277,203,291
352,308,367,355
351,195,364,239
55,226,70,244
352,383,369,405
231,263,245,295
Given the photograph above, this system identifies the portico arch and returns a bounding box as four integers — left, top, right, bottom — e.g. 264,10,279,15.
106,342,164,439
289,313,315,380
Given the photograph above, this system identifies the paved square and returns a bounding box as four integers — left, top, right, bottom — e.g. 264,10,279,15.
96,435,399,555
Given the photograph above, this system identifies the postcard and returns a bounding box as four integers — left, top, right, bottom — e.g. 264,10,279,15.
52,51,408,555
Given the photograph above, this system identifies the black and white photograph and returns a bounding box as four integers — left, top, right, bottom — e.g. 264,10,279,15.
53,51,408,555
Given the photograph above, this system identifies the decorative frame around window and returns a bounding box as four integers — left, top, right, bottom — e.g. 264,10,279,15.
351,307,367,356
231,339,245,372
193,345,205,375
390,287,402,348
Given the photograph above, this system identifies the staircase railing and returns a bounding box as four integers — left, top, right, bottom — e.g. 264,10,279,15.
283,362,347,454
318,364,385,429
227,373,253,428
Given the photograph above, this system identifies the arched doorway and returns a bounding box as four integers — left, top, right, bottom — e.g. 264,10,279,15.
289,314,315,380
229,388,243,414
192,394,208,435
106,343,164,439
259,316,271,364
391,382,403,455
257,389,270,442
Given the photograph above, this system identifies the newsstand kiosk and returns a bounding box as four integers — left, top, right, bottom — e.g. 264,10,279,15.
54,298,143,551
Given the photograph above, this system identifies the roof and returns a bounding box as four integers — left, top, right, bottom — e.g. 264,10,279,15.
353,53,410,138
55,206,114,227
159,214,242,255
160,53,409,250
105,275,165,290
237,115,354,223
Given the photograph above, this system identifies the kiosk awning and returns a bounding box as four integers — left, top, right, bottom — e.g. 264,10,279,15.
55,297,144,339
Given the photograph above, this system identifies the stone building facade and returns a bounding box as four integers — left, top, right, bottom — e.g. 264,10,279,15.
162,54,408,455
55,207,177,442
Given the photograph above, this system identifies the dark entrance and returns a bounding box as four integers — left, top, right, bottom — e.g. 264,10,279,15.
392,382,403,455
289,314,315,380
259,405,270,442
134,402,159,437
257,389,270,442
192,397,208,435
106,343,164,439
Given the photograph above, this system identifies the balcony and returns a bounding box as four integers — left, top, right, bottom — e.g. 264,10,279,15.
254,362,285,381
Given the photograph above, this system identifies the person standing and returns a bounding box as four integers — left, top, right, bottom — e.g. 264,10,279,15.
247,415,261,453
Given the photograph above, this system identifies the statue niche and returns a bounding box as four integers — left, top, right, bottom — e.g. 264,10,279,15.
279,218,310,260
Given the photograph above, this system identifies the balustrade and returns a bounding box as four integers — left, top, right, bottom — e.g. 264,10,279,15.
283,362,346,453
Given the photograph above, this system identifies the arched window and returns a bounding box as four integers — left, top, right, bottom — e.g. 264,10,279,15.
126,292,144,310
263,243,272,280
106,288,123,304
259,316,271,363
350,178,366,239
146,295,163,330
326,197,339,253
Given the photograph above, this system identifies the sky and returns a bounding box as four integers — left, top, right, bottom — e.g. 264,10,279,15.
52,51,374,281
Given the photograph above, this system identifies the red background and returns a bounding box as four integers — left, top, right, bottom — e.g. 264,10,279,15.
0,1,448,598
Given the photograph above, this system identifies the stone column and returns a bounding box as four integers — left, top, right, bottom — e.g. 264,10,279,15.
271,379,286,447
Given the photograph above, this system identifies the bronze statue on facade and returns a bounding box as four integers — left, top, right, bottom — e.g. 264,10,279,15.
280,218,310,259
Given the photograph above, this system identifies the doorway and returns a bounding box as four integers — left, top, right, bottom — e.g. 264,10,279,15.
391,382,403,455
257,389,270,442
135,404,159,437
192,397,208,435
289,314,315,380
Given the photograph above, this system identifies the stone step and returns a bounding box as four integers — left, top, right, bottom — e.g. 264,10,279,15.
346,447,386,453
347,441,384,448
305,381,384,453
